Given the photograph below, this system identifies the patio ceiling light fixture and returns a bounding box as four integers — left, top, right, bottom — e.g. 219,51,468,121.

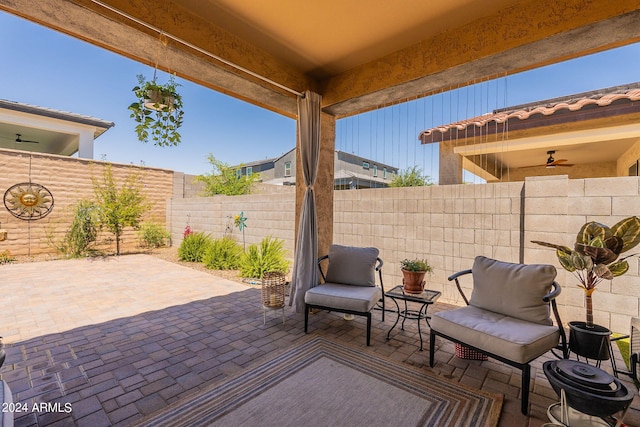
546,151,556,169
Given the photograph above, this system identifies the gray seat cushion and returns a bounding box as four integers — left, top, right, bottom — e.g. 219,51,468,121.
470,256,557,325
431,305,560,364
305,282,382,313
324,245,379,287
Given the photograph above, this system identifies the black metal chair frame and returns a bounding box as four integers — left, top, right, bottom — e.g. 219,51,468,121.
304,255,385,346
429,269,568,415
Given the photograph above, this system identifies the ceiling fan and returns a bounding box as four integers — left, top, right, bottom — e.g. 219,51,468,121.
15,134,40,144
544,150,573,168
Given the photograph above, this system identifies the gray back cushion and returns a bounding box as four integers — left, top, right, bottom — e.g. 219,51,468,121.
470,256,557,325
324,245,379,287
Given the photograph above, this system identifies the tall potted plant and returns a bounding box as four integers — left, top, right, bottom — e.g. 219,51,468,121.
532,216,640,359
400,258,432,294
128,74,184,147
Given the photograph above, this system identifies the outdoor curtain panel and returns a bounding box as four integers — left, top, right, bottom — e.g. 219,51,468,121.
289,91,321,313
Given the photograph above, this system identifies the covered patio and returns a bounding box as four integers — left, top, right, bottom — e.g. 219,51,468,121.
1,254,638,426
3,0,640,258
2,1,640,425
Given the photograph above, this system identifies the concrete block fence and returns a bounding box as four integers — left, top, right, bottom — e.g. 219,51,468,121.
167,190,297,257
169,174,640,334
0,149,174,257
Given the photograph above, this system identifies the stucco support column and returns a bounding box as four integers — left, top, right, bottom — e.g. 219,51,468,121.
439,141,463,185
295,112,335,257
78,130,94,159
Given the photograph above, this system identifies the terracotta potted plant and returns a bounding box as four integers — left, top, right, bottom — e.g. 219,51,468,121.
532,216,640,359
400,258,432,294
128,74,184,147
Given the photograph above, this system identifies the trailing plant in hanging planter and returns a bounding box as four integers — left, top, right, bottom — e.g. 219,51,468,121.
128,74,184,147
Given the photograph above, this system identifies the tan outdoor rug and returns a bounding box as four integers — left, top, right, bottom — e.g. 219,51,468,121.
136,337,502,427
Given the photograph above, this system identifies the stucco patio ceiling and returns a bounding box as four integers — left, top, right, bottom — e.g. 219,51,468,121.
2,0,640,118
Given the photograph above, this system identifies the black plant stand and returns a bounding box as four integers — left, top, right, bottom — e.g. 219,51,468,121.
569,321,620,377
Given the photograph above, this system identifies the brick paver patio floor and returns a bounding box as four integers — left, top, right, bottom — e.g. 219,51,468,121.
1,254,639,426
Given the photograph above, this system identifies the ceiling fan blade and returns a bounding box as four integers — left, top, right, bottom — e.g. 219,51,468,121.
519,164,548,168
555,163,574,167
551,159,569,164
15,134,39,144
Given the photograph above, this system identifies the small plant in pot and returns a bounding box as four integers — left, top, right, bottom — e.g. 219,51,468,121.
532,216,640,360
400,258,432,294
128,74,184,147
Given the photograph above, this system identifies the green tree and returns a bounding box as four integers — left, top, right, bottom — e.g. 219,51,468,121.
195,154,261,196
389,166,433,187
92,164,150,255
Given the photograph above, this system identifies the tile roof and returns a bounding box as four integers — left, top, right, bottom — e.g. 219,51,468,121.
0,99,114,134
419,83,640,143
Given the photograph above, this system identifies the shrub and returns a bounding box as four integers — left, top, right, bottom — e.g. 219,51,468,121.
195,154,261,196
178,231,212,262
389,165,433,187
56,200,101,257
202,236,243,270
239,236,289,278
0,250,16,265
138,222,171,248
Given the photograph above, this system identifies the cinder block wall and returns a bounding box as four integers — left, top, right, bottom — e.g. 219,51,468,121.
524,175,640,333
167,190,296,258
333,182,524,305
169,174,640,332
0,149,174,256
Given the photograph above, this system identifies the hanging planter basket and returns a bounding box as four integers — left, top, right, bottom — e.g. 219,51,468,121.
144,89,175,111
128,74,184,147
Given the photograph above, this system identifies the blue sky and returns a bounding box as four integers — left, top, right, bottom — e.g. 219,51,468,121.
2,11,640,178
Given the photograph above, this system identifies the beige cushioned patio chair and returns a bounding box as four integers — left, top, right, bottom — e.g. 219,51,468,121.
304,245,384,346
429,256,567,415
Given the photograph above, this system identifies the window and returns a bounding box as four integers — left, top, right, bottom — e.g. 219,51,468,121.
362,161,369,170
246,166,253,176
284,161,292,177
383,168,387,179
373,165,377,177
236,169,242,179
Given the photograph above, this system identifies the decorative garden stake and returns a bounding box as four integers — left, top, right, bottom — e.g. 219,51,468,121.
234,211,247,250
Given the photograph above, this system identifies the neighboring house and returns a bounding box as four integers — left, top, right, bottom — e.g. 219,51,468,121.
419,83,640,184
235,148,399,189
0,99,114,159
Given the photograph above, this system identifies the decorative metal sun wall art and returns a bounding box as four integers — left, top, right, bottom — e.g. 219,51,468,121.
3,182,54,220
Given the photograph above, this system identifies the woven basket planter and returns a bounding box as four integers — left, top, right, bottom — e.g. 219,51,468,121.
455,343,488,361
261,272,286,309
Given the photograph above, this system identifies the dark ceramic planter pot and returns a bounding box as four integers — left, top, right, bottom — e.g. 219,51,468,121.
543,359,634,417
568,321,611,360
